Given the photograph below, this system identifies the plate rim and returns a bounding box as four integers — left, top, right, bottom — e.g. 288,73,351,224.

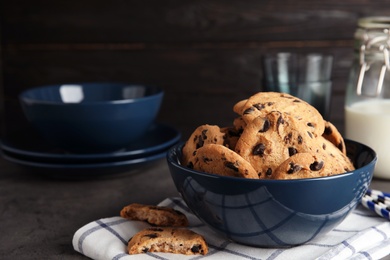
1,148,167,170
1,123,181,161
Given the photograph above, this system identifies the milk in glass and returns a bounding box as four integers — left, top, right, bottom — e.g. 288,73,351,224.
344,16,390,179
345,100,390,178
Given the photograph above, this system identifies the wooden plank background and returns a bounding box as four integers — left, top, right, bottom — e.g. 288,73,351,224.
1,0,390,140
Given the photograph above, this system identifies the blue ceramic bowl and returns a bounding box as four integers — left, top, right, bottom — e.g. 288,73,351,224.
167,140,377,247
20,83,163,153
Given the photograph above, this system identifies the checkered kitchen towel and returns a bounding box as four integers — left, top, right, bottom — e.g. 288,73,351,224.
73,197,390,260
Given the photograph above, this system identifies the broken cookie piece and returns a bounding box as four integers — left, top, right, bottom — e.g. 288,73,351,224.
120,203,188,227
128,227,208,255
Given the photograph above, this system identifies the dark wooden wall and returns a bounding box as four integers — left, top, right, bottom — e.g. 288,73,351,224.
1,1,390,140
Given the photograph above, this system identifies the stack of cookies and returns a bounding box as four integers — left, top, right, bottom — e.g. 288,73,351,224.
182,92,354,180
121,203,208,255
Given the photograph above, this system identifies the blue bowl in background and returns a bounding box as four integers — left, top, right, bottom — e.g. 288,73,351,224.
167,139,377,247
19,82,164,153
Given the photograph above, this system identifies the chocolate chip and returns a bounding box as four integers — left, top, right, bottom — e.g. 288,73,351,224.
288,147,298,156
277,115,285,127
338,142,344,152
322,143,326,150
259,119,270,132
324,126,332,135
298,135,303,144
195,130,208,149
287,162,301,174
191,245,201,253
253,143,266,156
142,247,149,253
144,233,158,239
202,156,212,163
244,107,255,114
187,162,194,169
307,122,314,127
284,132,293,143
253,103,265,110
267,102,275,106
266,168,272,176
225,161,239,172
310,161,324,171
149,228,164,232
227,128,240,137
307,131,313,138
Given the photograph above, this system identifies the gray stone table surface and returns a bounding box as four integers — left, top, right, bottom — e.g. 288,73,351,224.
0,157,179,259
1,156,390,259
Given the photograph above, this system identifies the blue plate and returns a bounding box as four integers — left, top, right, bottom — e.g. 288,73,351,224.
1,148,167,179
1,123,181,163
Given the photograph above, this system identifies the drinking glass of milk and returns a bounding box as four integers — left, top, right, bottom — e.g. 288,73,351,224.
345,16,390,179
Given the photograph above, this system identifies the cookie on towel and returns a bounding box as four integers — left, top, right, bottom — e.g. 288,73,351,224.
128,227,208,255
120,203,188,227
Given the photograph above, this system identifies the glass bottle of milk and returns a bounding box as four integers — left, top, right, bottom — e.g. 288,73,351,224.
345,16,390,179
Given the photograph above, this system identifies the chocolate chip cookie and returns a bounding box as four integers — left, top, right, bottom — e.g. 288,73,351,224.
322,120,346,154
272,153,328,179
181,91,354,180
193,143,259,179
316,137,354,173
237,92,325,137
234,111,319,178
181,124,228,168
120,203,188,227
128,227,208,255
272,140,354,180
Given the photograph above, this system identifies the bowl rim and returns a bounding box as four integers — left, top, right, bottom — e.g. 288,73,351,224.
167,139,377,183
19,82,164,105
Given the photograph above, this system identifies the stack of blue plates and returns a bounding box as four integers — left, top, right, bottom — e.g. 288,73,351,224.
0,123,181,178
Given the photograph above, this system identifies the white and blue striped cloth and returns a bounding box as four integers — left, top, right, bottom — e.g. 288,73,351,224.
72,197,390,260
